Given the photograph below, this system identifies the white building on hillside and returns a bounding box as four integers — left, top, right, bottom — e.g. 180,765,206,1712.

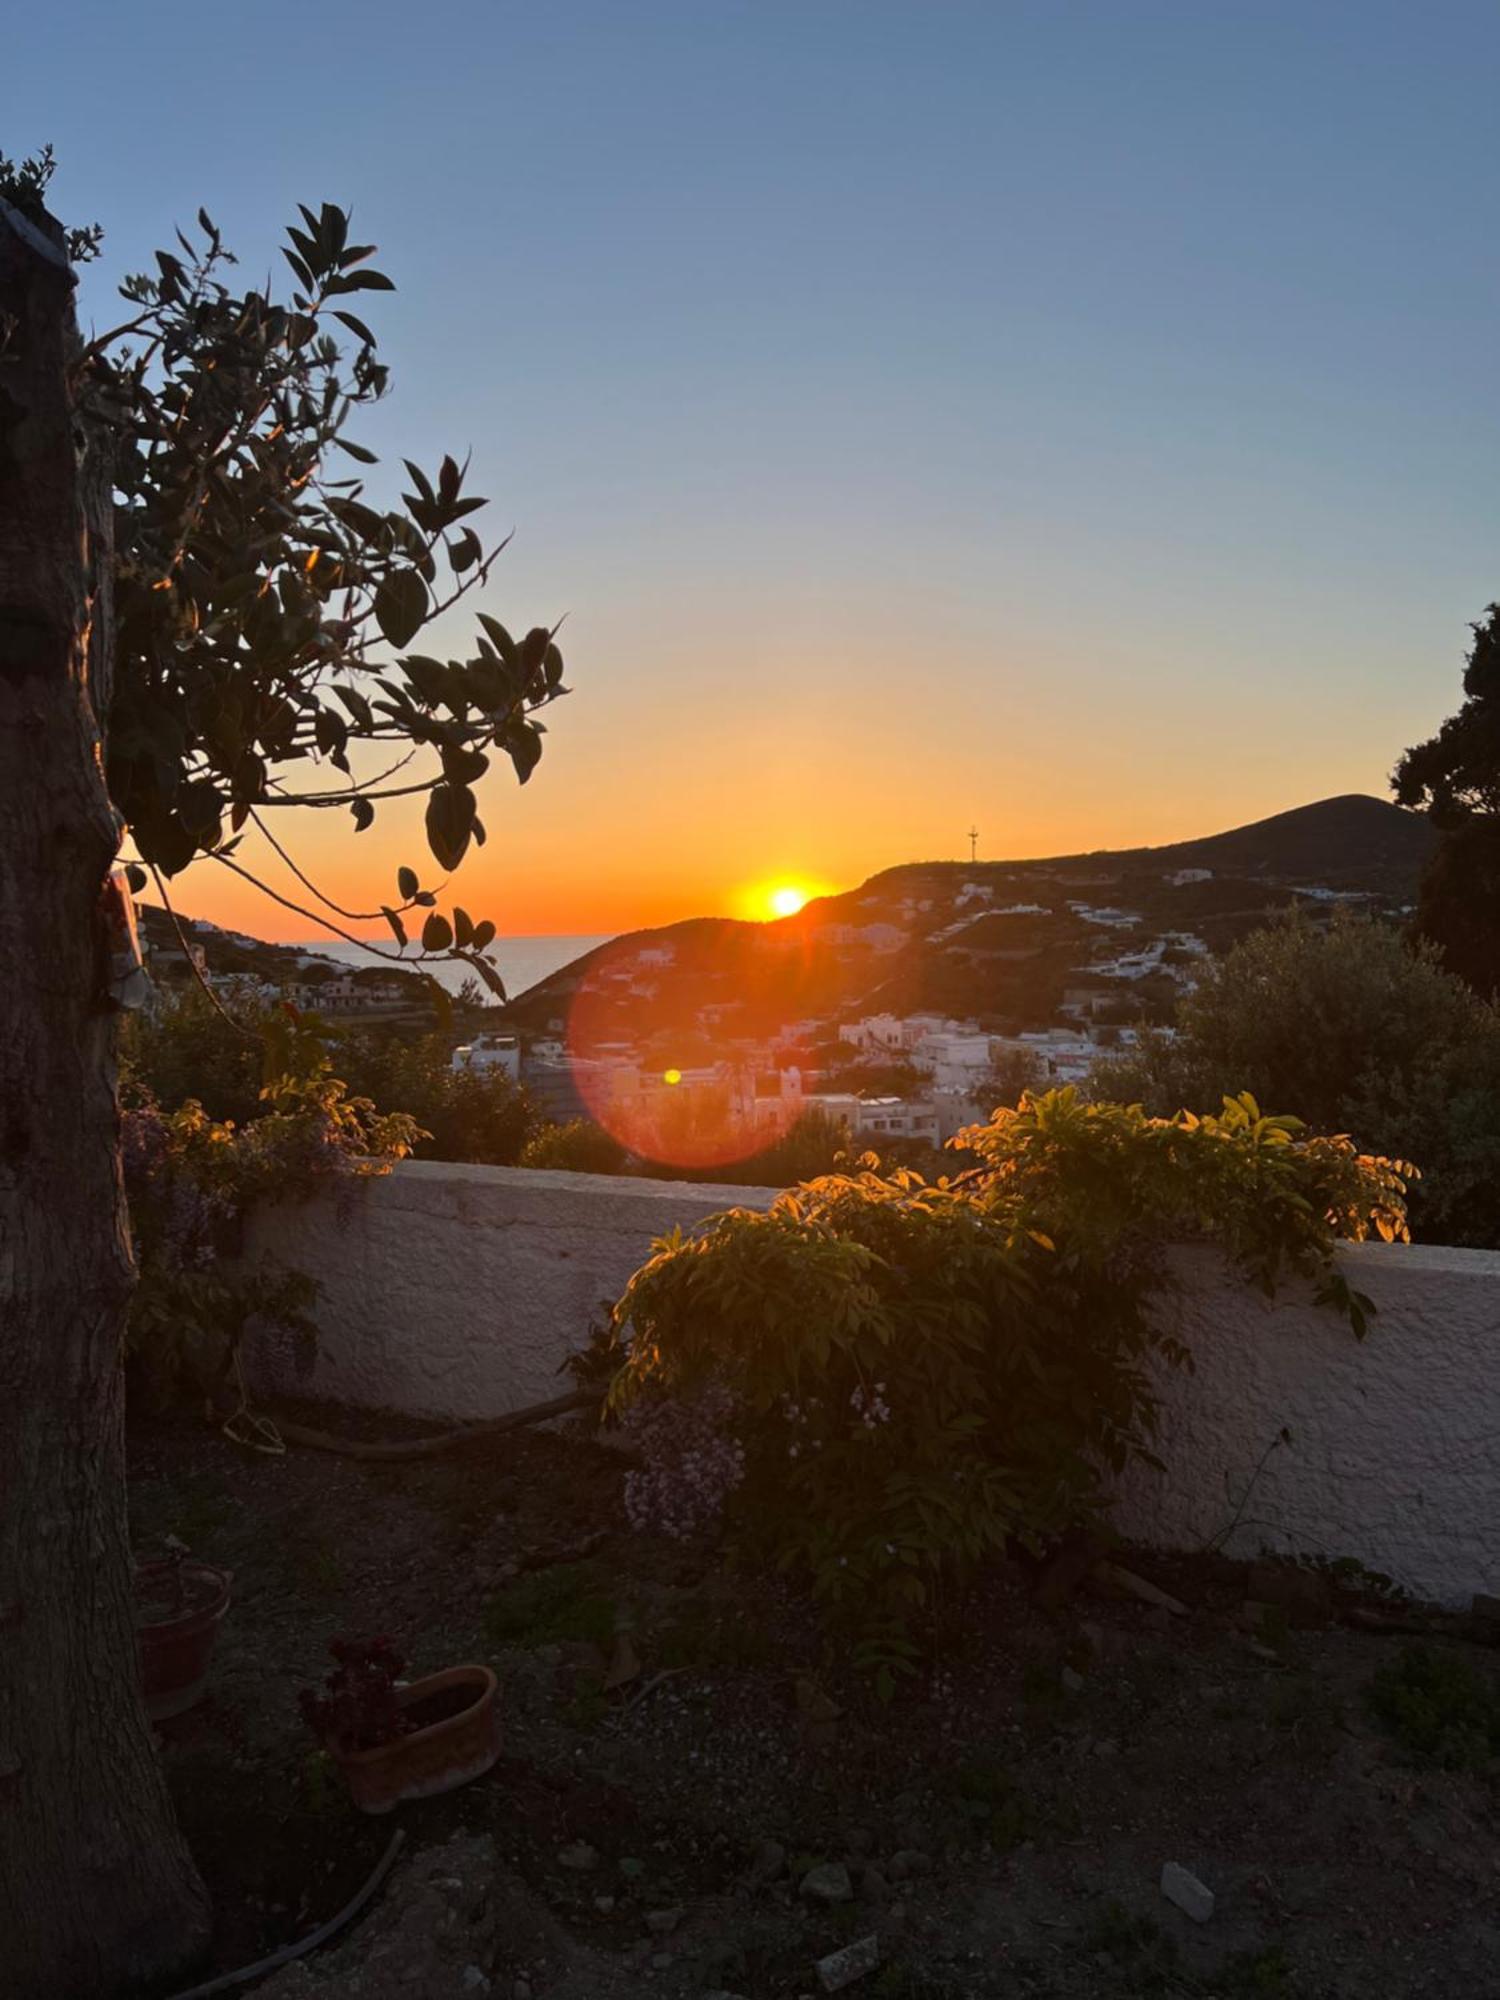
452,1032,521,1082
838,1012,924,1056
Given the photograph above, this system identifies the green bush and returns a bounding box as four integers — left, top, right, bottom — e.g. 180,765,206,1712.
519,1118,630,1174
123,1030,423,1432
606,1089,1410,1662
126,991,538,1166
1090,910,1500,1245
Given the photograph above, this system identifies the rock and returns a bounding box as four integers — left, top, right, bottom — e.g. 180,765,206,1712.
887,1849,932,1880
747,1837,787,1884
593,1895,616,1914
557,1841,599,1873
511,1982,531,2000
861,1866,893,1906
815,1934,881,1991
1100,1562,1188,1617
1160,1861,1215,1924
800,1862,855,1904
845,1827,874,1856
650,1953,673,1971
1060,1666,1085,1694
645,1907,684,1936
461,1972,490,1994
1472,1592,1500,1631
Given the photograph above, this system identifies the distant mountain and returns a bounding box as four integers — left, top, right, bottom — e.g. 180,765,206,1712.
505,796,1433,1043
1022,795,1432,897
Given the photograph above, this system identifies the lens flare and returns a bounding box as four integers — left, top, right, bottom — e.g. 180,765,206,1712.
564,935,802,1169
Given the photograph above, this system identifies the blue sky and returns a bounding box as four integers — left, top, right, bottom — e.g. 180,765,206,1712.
11,2,1498,930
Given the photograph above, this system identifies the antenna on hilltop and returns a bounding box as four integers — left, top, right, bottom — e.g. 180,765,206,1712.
968,825,979,864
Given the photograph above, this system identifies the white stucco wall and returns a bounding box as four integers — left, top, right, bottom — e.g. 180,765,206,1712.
244,1161,780,1423
1113,1242,1500,1607
245,1163,1500,1607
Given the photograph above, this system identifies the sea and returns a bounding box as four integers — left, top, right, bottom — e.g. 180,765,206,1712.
297,934,610,1002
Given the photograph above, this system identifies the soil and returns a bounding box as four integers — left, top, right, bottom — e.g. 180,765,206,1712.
128,1400,1500,2000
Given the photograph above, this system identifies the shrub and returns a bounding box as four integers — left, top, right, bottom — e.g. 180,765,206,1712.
519,1118,629,1174
606,1089,1411,1663
127,993,538,1166
340,1028,537,1165
124,1038,423,1431
1090,910,1500,1245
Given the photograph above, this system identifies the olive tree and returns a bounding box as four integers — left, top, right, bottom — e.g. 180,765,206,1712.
0,150,568,1994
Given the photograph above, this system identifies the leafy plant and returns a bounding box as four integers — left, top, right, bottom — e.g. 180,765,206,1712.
606,1089,1411,1656
1366,1644,1500,1770
1089,910,1500,1246
65,190,570,995
123,1040,423,1433
299,1636,410,1753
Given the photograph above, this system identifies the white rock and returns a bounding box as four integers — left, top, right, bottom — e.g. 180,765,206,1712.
815,1933,880,1991
799,1862,854,1904
1160,1861,1215,1923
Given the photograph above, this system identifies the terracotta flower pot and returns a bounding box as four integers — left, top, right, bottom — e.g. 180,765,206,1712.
135,1559,233,1722
330,1665,500,1814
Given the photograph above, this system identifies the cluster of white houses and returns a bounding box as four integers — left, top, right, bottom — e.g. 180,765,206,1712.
489,1006,1152,1154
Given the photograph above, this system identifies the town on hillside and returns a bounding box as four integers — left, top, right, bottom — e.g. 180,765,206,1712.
146,796,1430,1176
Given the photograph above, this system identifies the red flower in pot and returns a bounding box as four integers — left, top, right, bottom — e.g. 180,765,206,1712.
300,1636,500,1814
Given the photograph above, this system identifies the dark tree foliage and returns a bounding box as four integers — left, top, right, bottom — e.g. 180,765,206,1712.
67,172,568,992
1394,604,1500,996
1089,912,1500,1247
125,992,539,1165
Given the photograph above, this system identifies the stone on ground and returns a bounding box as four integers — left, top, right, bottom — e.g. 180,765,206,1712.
1160,1860,1216,1923
815,1932,881,1991
800,1861,855,1903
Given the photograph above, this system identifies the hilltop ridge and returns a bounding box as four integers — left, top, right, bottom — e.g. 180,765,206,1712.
505,796,1431,1036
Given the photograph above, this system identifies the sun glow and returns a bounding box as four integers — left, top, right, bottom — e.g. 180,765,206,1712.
736,876,833,922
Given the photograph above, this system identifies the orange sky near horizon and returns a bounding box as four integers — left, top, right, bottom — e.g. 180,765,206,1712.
167,697,1404,946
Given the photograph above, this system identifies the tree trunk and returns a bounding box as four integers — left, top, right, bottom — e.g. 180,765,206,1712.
0,203,212,1995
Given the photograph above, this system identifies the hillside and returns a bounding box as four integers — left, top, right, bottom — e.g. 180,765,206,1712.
505,796,1433,1041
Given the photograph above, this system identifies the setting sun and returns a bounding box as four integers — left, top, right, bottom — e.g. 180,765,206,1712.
736,877,834,922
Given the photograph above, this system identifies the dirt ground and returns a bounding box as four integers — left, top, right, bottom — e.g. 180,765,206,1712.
128,1401,1500,2000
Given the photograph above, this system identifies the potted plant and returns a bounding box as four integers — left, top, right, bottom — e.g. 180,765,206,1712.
135,1539,233,1722
299,1636,501,1814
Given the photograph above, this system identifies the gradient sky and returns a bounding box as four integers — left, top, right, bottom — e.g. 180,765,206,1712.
12,2,1499,937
